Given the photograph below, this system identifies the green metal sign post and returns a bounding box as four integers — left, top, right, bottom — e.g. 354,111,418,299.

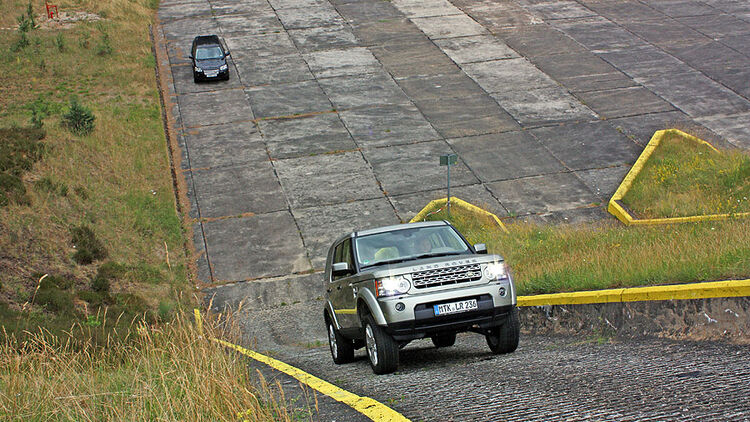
440,154,458,217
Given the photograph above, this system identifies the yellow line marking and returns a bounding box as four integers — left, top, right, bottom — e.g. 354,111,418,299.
517,279,750,306
608,128,750,225
410,197,509,233
194,311,410,422
335,308,357,315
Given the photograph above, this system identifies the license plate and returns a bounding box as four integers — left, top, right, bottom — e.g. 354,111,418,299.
205,71,219,77
434,299,477,316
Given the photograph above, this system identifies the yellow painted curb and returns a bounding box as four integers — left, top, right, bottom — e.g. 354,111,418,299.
410,197,509,233
194,311,410,422
517,279,750,307
608,129,750,225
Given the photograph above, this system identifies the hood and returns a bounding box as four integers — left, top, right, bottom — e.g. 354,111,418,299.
195,58,225,69
365,253,504,278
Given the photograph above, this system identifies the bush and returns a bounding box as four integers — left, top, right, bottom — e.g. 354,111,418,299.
91,275,110,293
34,177,68,197
35,287,75,313
96,33,113,56
0,127,46,176
39,274,74,290
62,98,96,136
0,173,28,206
70,225,107,265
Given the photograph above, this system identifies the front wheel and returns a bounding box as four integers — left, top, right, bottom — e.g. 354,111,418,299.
363,315,399,374
486,307,520,354
327,318,354,364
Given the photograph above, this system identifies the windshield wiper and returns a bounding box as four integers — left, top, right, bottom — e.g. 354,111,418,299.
411,251,464,260
360,257,412,269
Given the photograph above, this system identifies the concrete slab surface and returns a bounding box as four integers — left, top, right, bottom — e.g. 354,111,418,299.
338,104,441,147
317,72,411,109
490,86,596,127
447,131,566,182
434,35,520,64
411,14,489,39
487,172,598,216
246,81,332,118
181,121,263,170
160,0,750,289
257,113,357,158
274,151,383,208
303,47,381,78
191,162,287,218
202,211,311,281
530,121,642,171
364,140,479,196
288,25,359,52
177,89,254,127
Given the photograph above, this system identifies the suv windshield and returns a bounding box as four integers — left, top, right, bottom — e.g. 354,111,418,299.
356,225,471,268
196,46,224,60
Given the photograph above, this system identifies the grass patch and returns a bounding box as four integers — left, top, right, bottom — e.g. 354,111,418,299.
421,204,750,295
0,312,299,421
0,0,189,329
622,131,750,218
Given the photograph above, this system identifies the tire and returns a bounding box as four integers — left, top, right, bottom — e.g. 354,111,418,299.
326,317,354,364
431,332,457,348
486,307,520,354
363,314,399,374
193,73,200,83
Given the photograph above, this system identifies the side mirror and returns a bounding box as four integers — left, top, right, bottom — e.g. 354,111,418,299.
474,243,487,254
224,50,231,57
332,262,350,276
187,55,194,60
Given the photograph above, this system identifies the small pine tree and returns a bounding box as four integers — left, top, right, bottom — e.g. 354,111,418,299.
62,98,96,136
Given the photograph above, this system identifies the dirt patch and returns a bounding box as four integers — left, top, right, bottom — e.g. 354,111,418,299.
39,11,104,29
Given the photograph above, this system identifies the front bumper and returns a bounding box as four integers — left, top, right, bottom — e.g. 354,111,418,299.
195,68,229,80
383,294,514,341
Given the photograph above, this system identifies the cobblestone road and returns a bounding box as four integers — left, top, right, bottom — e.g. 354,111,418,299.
284,331,750,421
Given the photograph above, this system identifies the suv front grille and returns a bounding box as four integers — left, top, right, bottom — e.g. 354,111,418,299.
412,264,483,288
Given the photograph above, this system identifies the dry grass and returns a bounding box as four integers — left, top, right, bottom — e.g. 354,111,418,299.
0,0,185,315
622,132,750,218
423,204,750,295
0,311,301,421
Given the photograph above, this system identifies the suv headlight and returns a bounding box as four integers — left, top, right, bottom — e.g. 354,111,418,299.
483,263,509,281
376,276,410,297
194,66,203,73
220,64,228,71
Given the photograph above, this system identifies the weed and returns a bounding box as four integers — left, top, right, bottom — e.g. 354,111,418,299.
96,32,113,56
78,31,90,49
35,284,75,314
34,176,68,197
0,173,28,206
62,97,96,136
70,225,108,265
55,33,65,52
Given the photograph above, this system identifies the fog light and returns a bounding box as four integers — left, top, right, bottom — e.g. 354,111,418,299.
395,302,405,312
499,287,507,297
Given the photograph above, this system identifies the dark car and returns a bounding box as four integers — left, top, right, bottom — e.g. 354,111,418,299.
189,35,230,82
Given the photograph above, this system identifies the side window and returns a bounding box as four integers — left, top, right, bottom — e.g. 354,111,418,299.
341,238,354,272
332,239,354,281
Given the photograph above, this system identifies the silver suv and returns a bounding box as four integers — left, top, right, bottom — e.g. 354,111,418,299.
323,221,519,374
